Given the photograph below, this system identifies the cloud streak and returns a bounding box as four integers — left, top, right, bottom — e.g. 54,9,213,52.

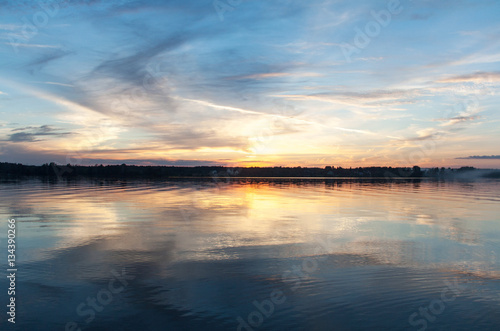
6,125,72,142
438,71,500,83
436,115,480,127
456,155,500,160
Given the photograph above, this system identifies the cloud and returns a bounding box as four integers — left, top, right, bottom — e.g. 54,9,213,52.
66,32,208,119
43,81,74,87
436,115,480,126
7,125,72,142
26,49,73,71
9,132,38,142
273,89,422,109
90,36,189,88
358,57,384,62
157,127,250,151
0,0,133,11
438,71,500,83
5,43,62,49
225,72,322,80
399,128,445,142
176,97,312,122
448,53,500,67
456,155,500,160
0,24,19,30
403,132,442,142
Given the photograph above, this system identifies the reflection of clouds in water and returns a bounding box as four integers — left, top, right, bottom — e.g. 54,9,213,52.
2,180,498,270
416,214,435,225
1,179,500,329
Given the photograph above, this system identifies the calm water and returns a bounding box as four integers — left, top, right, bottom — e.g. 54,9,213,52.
1,178,500,330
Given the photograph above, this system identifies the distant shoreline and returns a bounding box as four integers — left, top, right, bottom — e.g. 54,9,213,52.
1,162,499,180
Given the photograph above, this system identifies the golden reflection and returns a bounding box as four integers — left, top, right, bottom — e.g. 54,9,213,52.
2,180,499,276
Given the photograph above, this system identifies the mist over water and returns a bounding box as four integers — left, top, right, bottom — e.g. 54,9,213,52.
1,178,500,330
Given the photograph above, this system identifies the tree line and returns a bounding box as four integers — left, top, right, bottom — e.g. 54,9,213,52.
0,162,484,179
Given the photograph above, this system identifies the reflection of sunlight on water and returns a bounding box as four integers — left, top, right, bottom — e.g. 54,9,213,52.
416,214,434,225
1,179,500,330
1,180,500,272
52,199,121,247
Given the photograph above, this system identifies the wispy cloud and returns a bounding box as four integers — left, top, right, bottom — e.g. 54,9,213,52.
175,97,323,128
225,72,322,80
6,125,72,143
436,115,480,127
438,71,500,83
456,155,500,160
4,43,62,49
43,81,75,87
449,53,500,67
273,89,421,109
400,128,445,142
27,50,73,71
0,24,20,30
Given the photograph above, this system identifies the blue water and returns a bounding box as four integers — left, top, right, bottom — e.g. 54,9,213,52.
1,178,500,330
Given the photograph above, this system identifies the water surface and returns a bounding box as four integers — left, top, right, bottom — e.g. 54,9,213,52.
1,178,500,330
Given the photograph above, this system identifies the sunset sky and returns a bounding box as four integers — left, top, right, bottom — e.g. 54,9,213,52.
0,0,499,168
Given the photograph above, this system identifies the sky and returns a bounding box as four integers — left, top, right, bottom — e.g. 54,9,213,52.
0,0,499,168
